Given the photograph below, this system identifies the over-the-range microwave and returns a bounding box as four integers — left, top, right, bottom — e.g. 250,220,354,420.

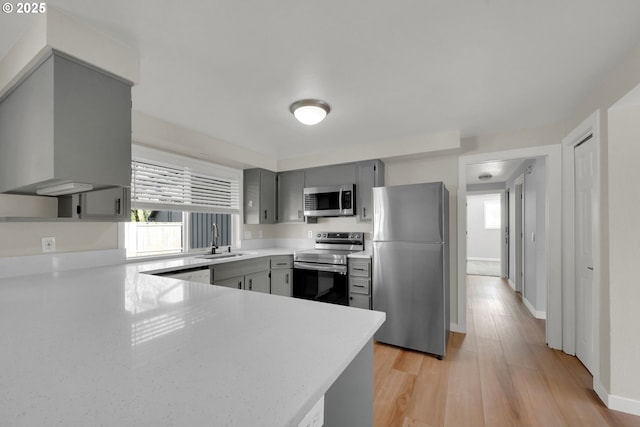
303,184,355,217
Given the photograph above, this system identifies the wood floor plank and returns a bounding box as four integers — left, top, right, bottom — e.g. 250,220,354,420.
509,365,569,427
405,355,448,426
373,275,640,427
392,349,424,376
375,368,416,427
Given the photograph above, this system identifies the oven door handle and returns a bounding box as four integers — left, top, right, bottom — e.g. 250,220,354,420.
294,262,348,275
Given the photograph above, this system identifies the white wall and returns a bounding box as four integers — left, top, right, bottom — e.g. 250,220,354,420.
608,102,640,403
466,193,501,260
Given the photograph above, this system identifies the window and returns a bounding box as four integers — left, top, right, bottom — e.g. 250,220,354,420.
484,199,501,229
126,146,241,258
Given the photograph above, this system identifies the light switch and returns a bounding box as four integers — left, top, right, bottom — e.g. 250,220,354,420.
307,230,313,238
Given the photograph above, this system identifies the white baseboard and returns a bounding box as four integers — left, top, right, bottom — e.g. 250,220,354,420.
593,379,640,416
450,322,465,333
594,379,609,407
467,257,500,262
609,393,640,416
523,297,547,320
508,278,516,290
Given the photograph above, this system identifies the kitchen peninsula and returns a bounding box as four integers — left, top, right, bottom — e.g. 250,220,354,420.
0,253,385,426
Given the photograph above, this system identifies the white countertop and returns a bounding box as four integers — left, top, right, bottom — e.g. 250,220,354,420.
135,248,295,275
348,250,372,259
0,252,385,426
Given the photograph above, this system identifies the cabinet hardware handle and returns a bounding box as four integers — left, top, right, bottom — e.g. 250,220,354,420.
238,281,242,289
587,266,594,271
285,273,289,284
363,207,366,218
264,210,267,220
249,279,252,290
115,198,121,215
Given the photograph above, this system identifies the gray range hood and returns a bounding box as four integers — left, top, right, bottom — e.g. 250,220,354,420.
0,51,132,196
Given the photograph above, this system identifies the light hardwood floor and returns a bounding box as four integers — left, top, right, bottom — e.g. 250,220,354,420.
373,275,640,427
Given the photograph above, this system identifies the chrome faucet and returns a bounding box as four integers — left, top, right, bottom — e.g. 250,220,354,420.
211,223,219,254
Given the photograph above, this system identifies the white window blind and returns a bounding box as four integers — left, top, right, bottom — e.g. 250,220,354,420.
131,146,240,214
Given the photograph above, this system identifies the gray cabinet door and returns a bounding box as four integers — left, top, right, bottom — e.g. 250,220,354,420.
214,276,244,289
356,161,384,223
304,163,356,187
349,294,371,309
271,268,293,296
277,170,304,223
80,187,130,220
260,170,277,224
243,169,276,224
245,270,270,293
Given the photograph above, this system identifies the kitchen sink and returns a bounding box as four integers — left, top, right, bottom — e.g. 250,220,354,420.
196,253,245,260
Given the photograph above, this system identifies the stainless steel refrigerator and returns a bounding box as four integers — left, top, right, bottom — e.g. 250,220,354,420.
372,182,450,358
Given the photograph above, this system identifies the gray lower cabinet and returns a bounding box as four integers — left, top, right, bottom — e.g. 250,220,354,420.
158,267,211,284
356,160,384,223
58,187,130,221
245,270,270,293
244,169,277,224
349,258,372,309
270,255,294,296
213,257,271,293
270,269,292,296
277,170,304,223
215,276,244,289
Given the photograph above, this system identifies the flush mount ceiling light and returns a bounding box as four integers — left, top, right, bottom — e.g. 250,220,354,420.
289,99,330,125
478,173,493,181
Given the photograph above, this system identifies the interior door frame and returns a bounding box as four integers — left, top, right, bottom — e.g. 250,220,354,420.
465,190,506,277
458,144,562,350
513,174,525,294
562,110,602,397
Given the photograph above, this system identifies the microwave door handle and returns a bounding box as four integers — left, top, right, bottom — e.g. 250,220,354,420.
339,188,343,212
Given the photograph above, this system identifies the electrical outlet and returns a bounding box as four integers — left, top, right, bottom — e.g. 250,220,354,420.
42,237,56,253
307,230,313,238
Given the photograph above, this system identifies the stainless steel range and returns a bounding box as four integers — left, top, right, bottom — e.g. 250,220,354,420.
293,232,364,305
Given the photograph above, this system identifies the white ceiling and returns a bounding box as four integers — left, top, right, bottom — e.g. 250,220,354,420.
2,1,640,161
466,159,527,185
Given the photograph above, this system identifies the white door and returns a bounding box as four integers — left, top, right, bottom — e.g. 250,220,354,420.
575,136,596,374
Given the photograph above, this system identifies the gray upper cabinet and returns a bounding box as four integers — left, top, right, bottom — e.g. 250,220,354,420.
0,51,132,195
277,170,304,223
303,163,356,187
356,160,385,222
58,187,130,221
244,169,277,224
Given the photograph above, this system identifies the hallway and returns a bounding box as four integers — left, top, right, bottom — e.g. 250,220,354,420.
373,275,640,426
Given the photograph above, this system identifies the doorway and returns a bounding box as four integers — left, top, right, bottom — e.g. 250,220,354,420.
562,110,601,381
458,145,562,349
466,192,502,277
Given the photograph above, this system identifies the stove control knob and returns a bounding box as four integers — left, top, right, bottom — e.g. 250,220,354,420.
316,233,321,238
355,234,360,239
322,233,327,238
